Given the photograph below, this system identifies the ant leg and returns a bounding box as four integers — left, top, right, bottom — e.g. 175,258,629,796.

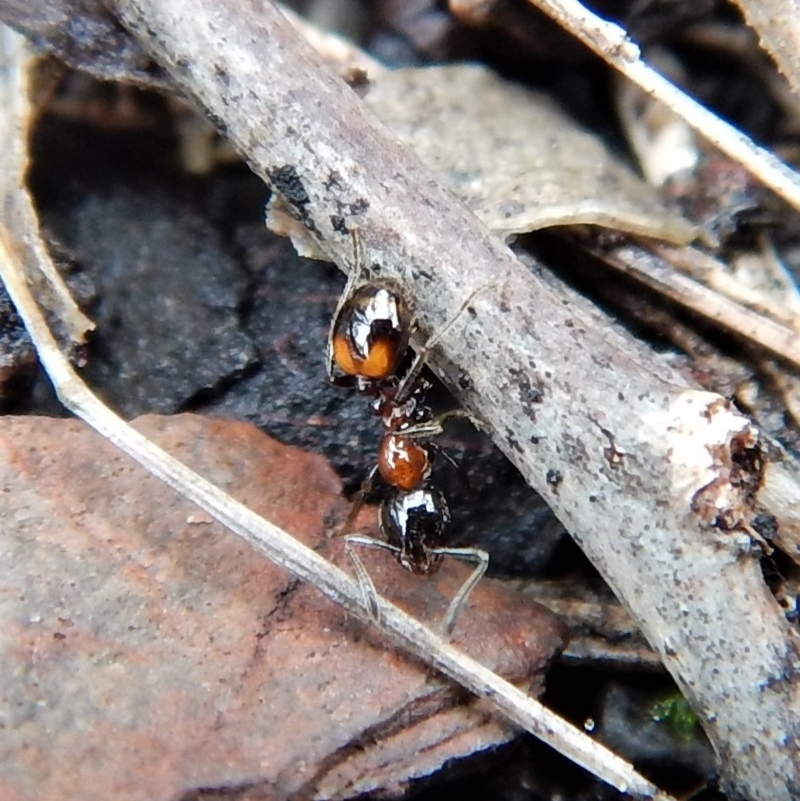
396,408,472,442
394,281,497,402
392,349,427,404
429,440,461,472
424,282,497,352
327,226,370,381
431,546,490,636
344,534,402,622
336,464,378,536
345,538,488,635
428,440,472,493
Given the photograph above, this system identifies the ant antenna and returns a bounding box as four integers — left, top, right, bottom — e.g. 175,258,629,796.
424,280,498,352
394,281,497,403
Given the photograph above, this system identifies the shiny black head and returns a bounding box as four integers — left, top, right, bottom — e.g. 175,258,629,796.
379,487,450,575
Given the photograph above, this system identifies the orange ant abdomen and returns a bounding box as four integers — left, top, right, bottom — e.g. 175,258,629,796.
330,284,411,382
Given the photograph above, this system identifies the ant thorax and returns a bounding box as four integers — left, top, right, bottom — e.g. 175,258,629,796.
377,429,433,491
370,377,431,431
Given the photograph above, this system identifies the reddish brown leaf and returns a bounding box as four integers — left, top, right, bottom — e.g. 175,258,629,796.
0,414,564,801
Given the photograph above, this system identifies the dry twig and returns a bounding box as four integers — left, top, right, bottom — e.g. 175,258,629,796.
524,0,800,213
594,242,800,369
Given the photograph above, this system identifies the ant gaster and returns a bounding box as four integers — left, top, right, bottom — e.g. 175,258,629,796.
328,229,489,634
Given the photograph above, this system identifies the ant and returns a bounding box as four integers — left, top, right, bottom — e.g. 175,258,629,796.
328,229,489,634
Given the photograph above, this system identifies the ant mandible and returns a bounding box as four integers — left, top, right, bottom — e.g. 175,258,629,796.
328,228,489,634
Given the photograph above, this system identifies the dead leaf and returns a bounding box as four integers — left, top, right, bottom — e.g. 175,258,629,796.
0,26,95,351
362,64,699,244
728,0,800,96
0,413,564,801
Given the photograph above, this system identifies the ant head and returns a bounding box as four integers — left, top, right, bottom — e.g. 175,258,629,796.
380,488,450,575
